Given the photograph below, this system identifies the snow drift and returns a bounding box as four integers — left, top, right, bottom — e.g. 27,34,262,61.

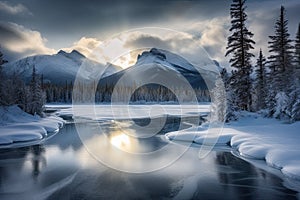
166,111,300,181
0,106,64,147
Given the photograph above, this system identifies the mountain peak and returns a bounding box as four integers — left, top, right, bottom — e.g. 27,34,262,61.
137,48,166,62
70,49,85,57
57,50,67,54
57,49,85,58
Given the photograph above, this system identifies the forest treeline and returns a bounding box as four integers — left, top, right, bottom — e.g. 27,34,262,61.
212,0,300,122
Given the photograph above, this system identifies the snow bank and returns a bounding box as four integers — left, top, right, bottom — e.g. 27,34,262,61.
166,111,300,181
54,104,210,120
0,106,64,147
165,123,234,146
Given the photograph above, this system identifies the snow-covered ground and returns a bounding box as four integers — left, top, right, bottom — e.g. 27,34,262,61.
166,111,300,184
54,104,210,121
0,106,64,147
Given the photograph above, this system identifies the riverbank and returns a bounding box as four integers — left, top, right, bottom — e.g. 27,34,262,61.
166,111,300,185
0,105,64,147
1,118,298,200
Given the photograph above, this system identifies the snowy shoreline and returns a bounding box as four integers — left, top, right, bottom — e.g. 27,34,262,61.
51,104,300,184
166,111,300,186
2,104,299,191
0,106,64,148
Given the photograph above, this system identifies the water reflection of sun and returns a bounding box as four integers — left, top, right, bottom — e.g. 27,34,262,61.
110,133,131,149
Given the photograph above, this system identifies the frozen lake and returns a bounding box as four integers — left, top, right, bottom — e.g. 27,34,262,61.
0,106,298,199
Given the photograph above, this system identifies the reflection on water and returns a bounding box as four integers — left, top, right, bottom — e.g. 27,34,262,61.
0,116,299,200
31,145,46,182
110,132,132,151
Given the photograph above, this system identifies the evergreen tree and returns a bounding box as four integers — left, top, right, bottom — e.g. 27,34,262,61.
254,49,267,110
0,49,8,105
295,23,300,72
223,69,238,121
211,75,227,122
267,6,294,117
268,6,293,92
289,88,300,121
29,65,45,115
289,24,300,121
225,0,255,111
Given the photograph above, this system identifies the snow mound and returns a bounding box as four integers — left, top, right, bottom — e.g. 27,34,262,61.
266,150,300,180
165,111,300,181
165,124,234,145
0,105,39,125
228,114,300,181
0,106,64,147
194,133,233,146
0,125,46,145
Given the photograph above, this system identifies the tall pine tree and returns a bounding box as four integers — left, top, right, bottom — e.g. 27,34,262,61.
295,23,300,72
29,65,45,115
267,6,294,118
225,0,255,111
254,49,267,110
289,23,300,121
0,49,8,105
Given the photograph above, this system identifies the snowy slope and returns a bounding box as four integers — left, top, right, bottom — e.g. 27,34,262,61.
136,48,197,73
99,48,214,89
3,50,122,84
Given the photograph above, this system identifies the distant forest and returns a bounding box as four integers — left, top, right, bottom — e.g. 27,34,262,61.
44,81,210,103
0,57,210,113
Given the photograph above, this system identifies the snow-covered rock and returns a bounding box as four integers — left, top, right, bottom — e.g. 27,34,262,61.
0,106,64,147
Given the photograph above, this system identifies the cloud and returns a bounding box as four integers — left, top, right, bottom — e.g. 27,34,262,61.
247,2,300,59
183,0,300,68
62,37,102,58
0,22,55,61
124,33,172,51
0,0,230,50
119,30,213,68
185,17,230,67
123,30,200,53
0,1,32,15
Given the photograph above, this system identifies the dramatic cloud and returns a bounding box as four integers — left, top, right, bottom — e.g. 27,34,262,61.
0,0,230,50
185,17,230,67
0,1,32,15
0,22,55,61
247,1,300,59
0,0,298,67
124,33,172,51
62,37,102,58
120,30,213,68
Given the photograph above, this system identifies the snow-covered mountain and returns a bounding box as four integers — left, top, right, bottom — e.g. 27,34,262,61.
3,50,122,84
4,48,218,89
99,48,214,89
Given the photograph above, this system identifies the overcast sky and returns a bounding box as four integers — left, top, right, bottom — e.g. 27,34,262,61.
0,0,299,67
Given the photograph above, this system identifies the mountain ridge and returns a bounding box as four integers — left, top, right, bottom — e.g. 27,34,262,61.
3,50,122,84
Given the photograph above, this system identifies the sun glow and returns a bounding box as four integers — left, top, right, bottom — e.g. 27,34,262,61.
112,53,134,69
110,133,131,149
